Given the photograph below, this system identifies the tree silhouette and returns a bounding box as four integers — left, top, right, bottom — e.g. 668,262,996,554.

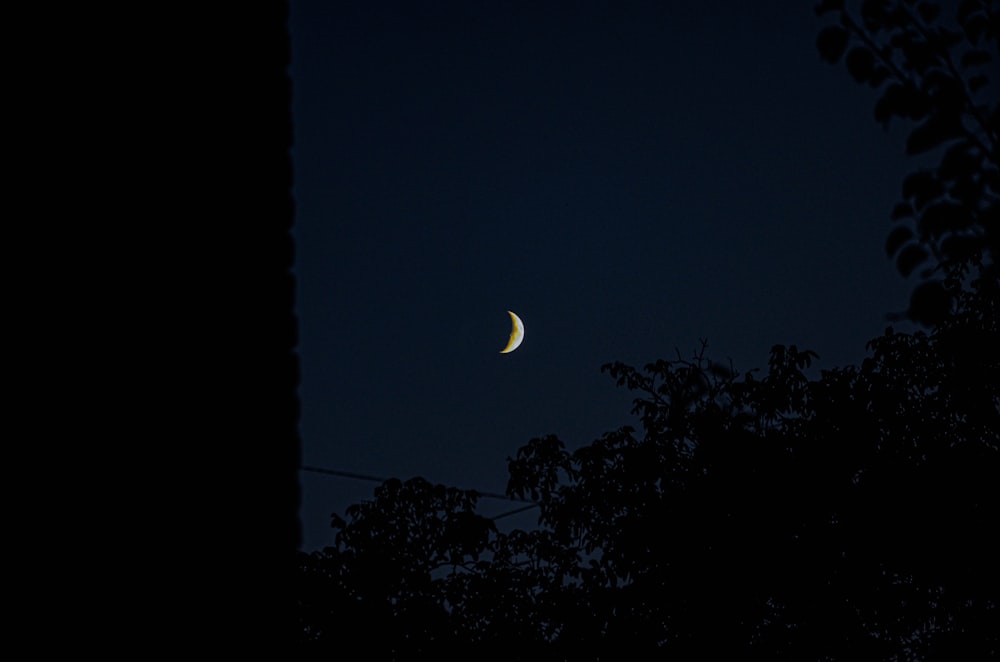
504,325,997,658
296,3,999,657
817,0,998,325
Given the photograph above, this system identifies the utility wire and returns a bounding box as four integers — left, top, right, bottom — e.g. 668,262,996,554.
300,465,540,510
489,503,541,521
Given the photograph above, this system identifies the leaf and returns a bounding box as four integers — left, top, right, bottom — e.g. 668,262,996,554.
817,26,850,64
906,115,961,155
886,226,914,256
874,83,909,127
981,205,999,246
896,243,930,276
869,65,892,88
916,2,941,23
892,202,914,220
969,75,989,93
910,91,936,123
937,27,963,50
957,0,980,25
814,0,845,15
890,3,913,24
878,81,931,122
939,142,979,181
919,201,974,237
907,280,951,326
961,49,992,68
860,0,891,32
986,168,1000,195
901,37,937,73
922,69,959,95
846,47,876,83
962,15,989,44
940,234,983,263
902,170,943,208
951,172,985,208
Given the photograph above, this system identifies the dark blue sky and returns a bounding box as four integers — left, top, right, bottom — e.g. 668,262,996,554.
291,1,918,550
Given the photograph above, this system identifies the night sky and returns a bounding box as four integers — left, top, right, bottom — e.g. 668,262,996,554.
290,1,919,551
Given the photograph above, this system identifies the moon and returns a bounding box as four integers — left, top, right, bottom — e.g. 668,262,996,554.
499,310,525,354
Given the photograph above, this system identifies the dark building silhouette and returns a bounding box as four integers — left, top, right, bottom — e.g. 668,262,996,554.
129,2,302,651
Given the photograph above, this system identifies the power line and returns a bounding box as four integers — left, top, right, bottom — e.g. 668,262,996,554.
300,465,539,506
490,503,541,521
301,465,391,485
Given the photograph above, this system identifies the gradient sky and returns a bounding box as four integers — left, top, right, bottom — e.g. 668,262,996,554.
290,1,919,550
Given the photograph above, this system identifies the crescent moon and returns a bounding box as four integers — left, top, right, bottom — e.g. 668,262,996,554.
500,310,525,354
